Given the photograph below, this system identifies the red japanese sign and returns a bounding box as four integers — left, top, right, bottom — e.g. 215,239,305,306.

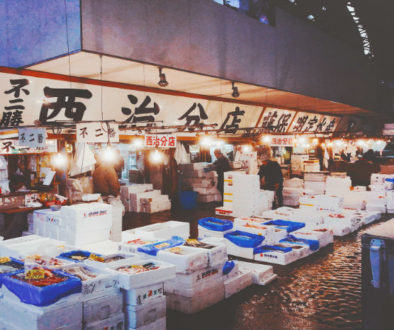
270,135,295,147
144,134,177,148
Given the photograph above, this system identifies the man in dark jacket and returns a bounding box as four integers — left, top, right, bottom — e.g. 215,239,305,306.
93,154,120,196
205,149,231,200
258,149,283,207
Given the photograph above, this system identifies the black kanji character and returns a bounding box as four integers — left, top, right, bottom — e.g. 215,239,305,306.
178,103,208,129
95,128,104,137
275,113,292,132
316,117,327,132
39,87,92,123
122,95,160,124
5,79,30,98
37,134,44,144
304,116,319,132
29,133,35,142
79,127,88,138
220,106,245,133
1,141,14,153
9,110,24,126
292,115,308,133
325,118,337,132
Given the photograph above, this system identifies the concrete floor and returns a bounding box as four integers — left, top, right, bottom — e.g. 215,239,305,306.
123,204,394,330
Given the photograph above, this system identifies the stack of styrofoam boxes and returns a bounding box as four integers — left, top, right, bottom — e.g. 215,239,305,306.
224,230,266,260
140,194,171,214
291,227,334,248
133,221,190,241
325,175,351,197
262,207,297,221
120,184,153,212
180,163,221,203
343,186,368,210
0,267,83,330
292,208,325,229
232,172,273,217
222,260,253,299
291,154,309,176
382,122,394,136
303,172,327,195
387,190,394,214
32,209,62,240
215,171,242,216
369,173,394,213
60,203,112,246
60,262,125,330
302,159,320,173
108,258,176,330
164,237,228,314
130,190,163,213
283,178,304,207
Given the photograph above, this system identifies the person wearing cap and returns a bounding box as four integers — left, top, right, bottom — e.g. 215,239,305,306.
258,149,283,207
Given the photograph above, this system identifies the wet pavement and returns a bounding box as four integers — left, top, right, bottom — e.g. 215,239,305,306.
123,204,394,330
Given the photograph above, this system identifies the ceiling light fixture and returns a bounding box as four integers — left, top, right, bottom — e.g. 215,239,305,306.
231,81,240,98
158,67,168,87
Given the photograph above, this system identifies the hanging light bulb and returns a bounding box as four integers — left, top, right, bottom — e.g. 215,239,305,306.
51,153,67,169
262,136,271,143
158,67,168,87
242,145,251,153
200,136,212,147
150,150,163,163
101,146,117,163
132,139,143,149
231,81,240,98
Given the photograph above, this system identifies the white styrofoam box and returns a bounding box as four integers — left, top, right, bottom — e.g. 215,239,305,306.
292,228,334,248
33,209,62,238
366,203,386,213
222,262,239,281
164,263,224,288
254,245,300,265
303,160,320,172
0,293,82,330
129,316,166,330
366,191,387,206
224,235,263,260
194,186,219,195
121,184,153,200
165,278,225,314
140,199,171,214
224,269,253,298
387,191,394,210
233,223,276,245
129,190,162,213
155,246,209,273
124,295,166,329
325,176,351,195
62,226,111,247
300,192,322,208
291,209,325,229
119,237,160,255
233,216,269,226
235,261,277,285
369,184,387,192
262,207,296,220
304,181,326,195
370,173,391,185
283,194,300,207
198,227,233,239
304,172,327,182
80,240,121,256
60,203,112,232
224,171,244,180
343,191,367,210
0,235,44,255
134,221,190,240
85,312,124,330
284,177,304,188
215,206,233,217
197,193,221,203
60,264,119,298
83,291,123,325
83,252,140,270
278,240,311,259
109,259,176,290
322,221,351,237
196,237,228,267
122,283,164,306
0,237,66,259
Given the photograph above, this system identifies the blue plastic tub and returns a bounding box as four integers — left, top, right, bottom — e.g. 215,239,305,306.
0,257,24,287
199,217,233,232
179,191,198,210
224,230,265,248
137,236,185,256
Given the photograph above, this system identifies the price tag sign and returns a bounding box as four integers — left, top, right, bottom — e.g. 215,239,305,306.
88,254,104,262
0,257,11,263
26,268,45,280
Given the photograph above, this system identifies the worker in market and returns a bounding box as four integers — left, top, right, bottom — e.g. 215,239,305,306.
349,149,380,187
92,151,120,197
9,157,31,192
258,146,283,208
205,148,231,201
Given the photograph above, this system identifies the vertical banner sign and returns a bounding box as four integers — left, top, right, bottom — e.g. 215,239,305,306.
18,128,46,148
270,135,295,147
76,122,119,143
145,134,177,148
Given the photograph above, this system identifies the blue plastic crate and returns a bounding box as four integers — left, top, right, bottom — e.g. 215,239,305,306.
224,230,265,248
198,217,233,232
263,219,305,233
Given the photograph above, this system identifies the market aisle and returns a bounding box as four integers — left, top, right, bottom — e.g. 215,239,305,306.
123,205,392,330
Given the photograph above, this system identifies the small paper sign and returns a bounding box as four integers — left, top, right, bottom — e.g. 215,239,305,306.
76,122,119,143
26,268,45,280
18,128,46,148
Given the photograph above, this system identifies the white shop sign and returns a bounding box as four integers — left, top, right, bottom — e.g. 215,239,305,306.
18,127,46,148
0,72,263,133
289,112,339,133
76,122,119,143
258,108,296,133
145,134,177,148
